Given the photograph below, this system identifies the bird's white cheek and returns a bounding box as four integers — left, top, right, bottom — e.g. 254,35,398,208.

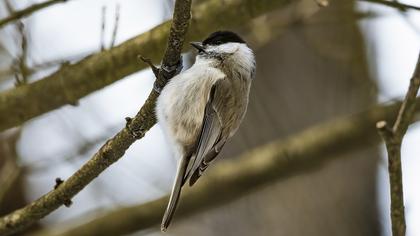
208,43,239,54
222,45,239,54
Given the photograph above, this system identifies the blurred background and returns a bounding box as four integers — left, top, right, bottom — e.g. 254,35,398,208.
0,0,419,235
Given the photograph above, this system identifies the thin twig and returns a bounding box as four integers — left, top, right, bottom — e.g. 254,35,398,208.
359,0,420,11
15,22,30,86
138,55,159,78
376,53,420,236
3,0,30,86
110,4,120,48
0,0,69,28
24,125,118,173
392,59,420,136
0,0,192,235
100,6,107,51
3,0,14,13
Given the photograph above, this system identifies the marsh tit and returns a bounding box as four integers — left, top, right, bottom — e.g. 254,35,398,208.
156,31,256,231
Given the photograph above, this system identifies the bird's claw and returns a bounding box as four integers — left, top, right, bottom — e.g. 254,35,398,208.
154,57,183,94
138,55,183,94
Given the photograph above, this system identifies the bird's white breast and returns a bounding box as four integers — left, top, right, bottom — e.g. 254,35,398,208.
156,60,225,159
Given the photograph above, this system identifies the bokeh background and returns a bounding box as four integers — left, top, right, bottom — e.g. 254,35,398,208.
0,0,419,235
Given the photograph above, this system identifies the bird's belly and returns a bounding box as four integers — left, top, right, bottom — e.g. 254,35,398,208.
158,79,209,151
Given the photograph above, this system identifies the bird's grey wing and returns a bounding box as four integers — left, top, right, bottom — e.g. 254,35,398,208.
184,80,226,186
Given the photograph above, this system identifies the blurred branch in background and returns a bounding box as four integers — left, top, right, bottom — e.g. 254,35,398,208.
359,0,420,11
247,0,322,49
23,125,119,173
0,160,21,206
110,4,120,48
31,97,420,236
0,51,92,84
376,53,420,236
2,0,31,87
100,4,121,51
13,22,29,86
248,0,377,48
0,0,193,234
100,6,107,52
0,130,22,206
0,0,69,28
0,0,298,132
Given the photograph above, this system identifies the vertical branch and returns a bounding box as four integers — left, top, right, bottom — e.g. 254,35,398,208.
0,131,22,206
5,0,30,86
110,4,120,48
376,53,420,236
100,6,107,51
16,22,29,85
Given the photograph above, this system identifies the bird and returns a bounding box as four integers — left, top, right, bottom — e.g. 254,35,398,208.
155,30,256,231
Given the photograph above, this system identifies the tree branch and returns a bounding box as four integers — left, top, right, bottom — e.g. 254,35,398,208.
100,6,107,52
32,97,420,236
0,0,193,235
0,130,22,206
0,0,69,28
0,0,295,132
109,4,120,48
376,53,420,236
359,0,420,11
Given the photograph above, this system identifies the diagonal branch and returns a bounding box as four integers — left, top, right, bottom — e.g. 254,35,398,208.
0,0,193,235
392,56,420,137
359,0,420,11
0,0,296,132
376,53,420,236
0,0,69,28
32,97,420,236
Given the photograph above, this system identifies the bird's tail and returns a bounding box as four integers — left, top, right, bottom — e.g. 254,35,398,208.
161,157,188,232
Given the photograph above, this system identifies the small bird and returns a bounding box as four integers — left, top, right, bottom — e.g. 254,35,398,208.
156,30,256,231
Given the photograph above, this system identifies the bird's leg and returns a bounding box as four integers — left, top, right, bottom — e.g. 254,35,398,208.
161,58,183,80
138,55,183,94
154,58,183,93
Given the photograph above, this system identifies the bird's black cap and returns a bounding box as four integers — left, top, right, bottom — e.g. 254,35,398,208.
202,31,246,46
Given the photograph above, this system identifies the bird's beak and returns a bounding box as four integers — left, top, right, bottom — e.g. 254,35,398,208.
190,42,205,52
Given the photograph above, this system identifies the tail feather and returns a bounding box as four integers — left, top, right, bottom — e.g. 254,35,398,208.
161,157,188,232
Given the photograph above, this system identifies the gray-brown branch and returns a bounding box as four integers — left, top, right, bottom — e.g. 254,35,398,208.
0,0,193,234
359,0,420,11
376,53,420,236
0,0,295,132
32,97,420,236
0,0,69,28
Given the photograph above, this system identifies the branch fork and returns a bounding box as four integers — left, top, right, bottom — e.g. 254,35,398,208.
138,55,183,93
376,53,420,236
